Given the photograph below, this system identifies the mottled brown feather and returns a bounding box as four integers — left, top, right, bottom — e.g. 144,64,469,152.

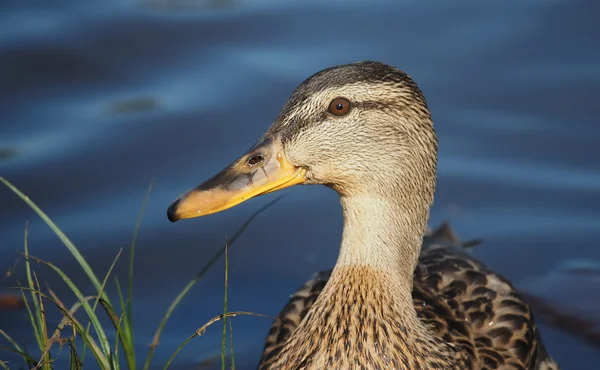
259,226,559,370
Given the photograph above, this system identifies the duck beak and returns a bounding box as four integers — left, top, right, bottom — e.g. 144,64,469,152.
167,136,307,222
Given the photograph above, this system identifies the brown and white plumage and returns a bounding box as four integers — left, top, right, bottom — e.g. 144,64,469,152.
260,226,559,369
167,61,559,369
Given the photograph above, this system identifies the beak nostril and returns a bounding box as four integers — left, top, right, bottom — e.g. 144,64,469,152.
247,155,264,167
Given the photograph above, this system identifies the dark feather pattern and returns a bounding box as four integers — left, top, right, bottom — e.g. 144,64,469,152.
259,225,559,370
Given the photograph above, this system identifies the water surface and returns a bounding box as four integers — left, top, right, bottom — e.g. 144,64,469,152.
1,0,599,368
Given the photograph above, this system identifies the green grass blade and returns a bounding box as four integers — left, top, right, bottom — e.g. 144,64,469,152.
0,330,23,354
162,333,196,370
115,280,127,370
31,271,51,370
228,320,235,370
0,346,38,367
115,278,137,370
0,329,34,368
113,327,120,370
115,279,131,344
221,239,229,370
68,341,82,370
22,222,44,353
1,317,37,369
124,179,153,370
18,285,36,334
81,248,122,365
143,196,284,370
46,290,97,370
17,282,41,368
99,251,126,370
164,311,271,370
128,180,154,319
0,177,107,301
22,254,112,364
110,299,132,370
11,287,110,369
98,298,135,368
0,177,135,368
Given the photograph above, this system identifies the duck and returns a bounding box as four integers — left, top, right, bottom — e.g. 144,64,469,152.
167,61,559,370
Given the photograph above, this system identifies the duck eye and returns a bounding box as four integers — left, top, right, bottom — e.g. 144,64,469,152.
328,98,351,116
247,155,264,167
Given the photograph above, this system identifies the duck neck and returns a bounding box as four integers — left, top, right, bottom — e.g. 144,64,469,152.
333,192,430,305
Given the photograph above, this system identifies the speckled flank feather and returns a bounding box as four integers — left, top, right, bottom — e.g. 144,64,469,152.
259,229,559,370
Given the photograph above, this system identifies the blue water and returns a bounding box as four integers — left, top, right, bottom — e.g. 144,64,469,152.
1,0,599,369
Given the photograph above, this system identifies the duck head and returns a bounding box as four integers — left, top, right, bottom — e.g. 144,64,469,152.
167,61,437,222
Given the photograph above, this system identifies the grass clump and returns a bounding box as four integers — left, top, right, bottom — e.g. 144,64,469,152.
0,176,274,369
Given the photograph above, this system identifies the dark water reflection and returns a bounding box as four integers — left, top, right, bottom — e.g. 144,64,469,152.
1,0,599,369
